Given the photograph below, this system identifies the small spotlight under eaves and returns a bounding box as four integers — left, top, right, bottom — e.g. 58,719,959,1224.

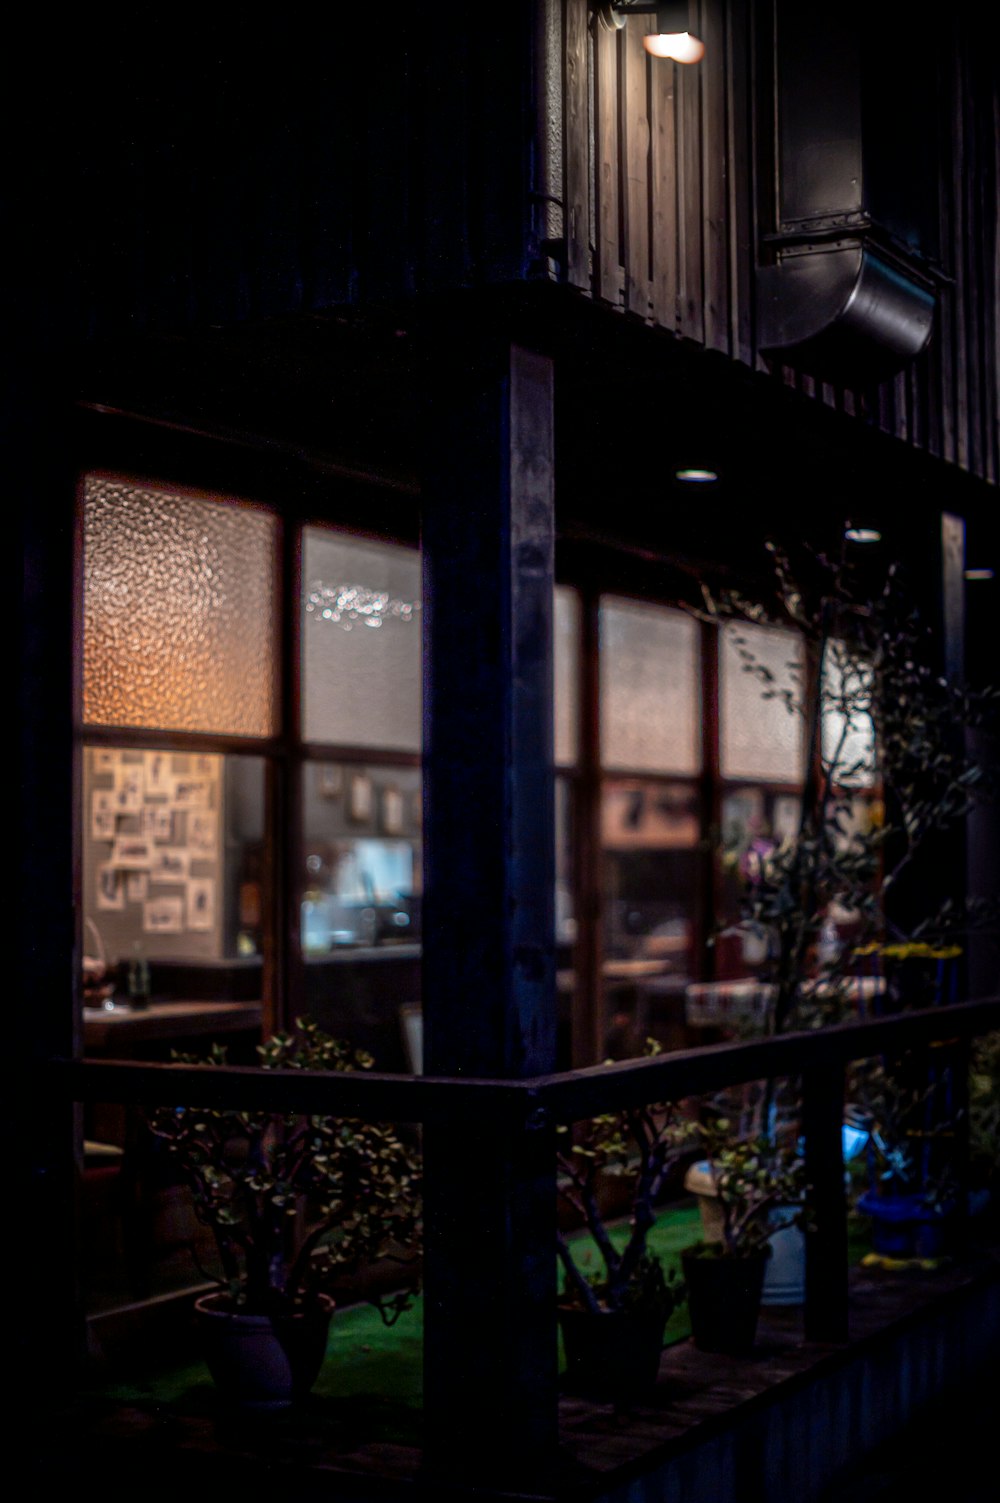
844,525,881,543
964,567,995,580
676,468,718,483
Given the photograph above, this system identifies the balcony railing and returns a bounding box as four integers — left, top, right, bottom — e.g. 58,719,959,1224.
47,992,1000,1487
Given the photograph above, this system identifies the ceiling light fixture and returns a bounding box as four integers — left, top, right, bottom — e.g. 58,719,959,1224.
598,2,706,64
844,525,882,544
676,468,718,482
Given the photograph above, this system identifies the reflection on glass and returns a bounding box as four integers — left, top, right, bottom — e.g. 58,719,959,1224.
555,586,580,768
302,529,422,752
81,745,266,1011
821,638,877,787
555,774,576,948
302,762,422,952
720,620,804,782
601,779,699,1058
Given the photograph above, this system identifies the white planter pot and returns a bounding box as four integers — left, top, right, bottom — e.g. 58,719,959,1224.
683,1160,805,1306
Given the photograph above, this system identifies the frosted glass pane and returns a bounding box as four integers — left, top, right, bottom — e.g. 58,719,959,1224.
82,477,278,736
821,639,876,787
303,530,421,751
720,621,805,782
555,586,580,767
600,600,700,774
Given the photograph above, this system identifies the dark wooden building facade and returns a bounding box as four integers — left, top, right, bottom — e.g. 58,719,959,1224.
14,2,999,1495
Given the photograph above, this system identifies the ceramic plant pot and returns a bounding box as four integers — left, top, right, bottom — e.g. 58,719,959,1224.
684,1161,804,1306
194,1291,334,1411
681,1243,770,1356
558,1303,668,1398
857,1189,955,1259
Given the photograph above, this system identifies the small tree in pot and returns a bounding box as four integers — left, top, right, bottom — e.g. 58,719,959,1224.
681,1115,808,1355
145,1017,422,1410
556,1067,690,1398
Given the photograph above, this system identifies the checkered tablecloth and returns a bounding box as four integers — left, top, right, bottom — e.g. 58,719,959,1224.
684,975,886,1027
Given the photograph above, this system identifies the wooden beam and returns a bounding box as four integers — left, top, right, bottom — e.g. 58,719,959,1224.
803,1062,849,1343
420,338,558,1478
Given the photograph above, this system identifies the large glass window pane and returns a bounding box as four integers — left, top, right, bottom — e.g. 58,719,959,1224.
601,778,700,1057
82,746,267,1021
82,476,278,737
301,759,422,1072
555,586,580,768
720,621,805,782
302,530,421,751
821,638,877,787
716,786,802,978
600,599,701,774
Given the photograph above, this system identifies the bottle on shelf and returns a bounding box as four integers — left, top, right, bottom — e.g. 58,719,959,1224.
127,939,151,1010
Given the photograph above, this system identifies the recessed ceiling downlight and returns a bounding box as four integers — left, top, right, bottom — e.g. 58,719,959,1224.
676,468,718,483
844,526,882,543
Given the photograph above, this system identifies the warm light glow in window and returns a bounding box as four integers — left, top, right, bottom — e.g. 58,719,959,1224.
82,476,278,737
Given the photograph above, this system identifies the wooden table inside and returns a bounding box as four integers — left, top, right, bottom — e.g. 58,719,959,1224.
83,999,263,1053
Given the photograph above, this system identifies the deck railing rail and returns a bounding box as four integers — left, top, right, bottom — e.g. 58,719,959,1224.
47,992,1000,1483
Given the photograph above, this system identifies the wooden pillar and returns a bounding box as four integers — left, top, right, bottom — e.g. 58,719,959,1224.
18,372,85,1386
803,1063,849,1343
420,339,558,1479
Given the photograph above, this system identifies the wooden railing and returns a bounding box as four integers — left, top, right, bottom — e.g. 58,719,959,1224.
51,993,1000,1484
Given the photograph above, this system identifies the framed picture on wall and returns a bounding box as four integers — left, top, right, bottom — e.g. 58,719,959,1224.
317,763,343,799
150,847,190,882
348,772,373,823
187,810,218,854
112,834,153,869
96,863,125,911
381,785,405,836
187,877,215,932
143,896,184,934
91,790,117,841
144,749,172,797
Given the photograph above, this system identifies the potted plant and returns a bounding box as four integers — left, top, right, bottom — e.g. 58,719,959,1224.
680,1115,807,1355
700,540,999,1040
145,1017,422,1411
555,1069,690,1398
848,1054,960,1261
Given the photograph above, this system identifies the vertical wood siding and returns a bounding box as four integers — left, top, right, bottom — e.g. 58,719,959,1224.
30,8,996,489
557,0,998,487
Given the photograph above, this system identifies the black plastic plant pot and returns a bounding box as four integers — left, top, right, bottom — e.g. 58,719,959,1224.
558,1303,668,1399
681,1243,770,1356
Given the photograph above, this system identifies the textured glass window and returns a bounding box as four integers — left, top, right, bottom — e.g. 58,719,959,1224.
302,530,421,751
555,586,580,768
720,621,805,782
82,477,278,737
599,599,700,774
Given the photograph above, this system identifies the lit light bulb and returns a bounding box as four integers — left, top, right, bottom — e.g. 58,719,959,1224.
643,31,706,63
